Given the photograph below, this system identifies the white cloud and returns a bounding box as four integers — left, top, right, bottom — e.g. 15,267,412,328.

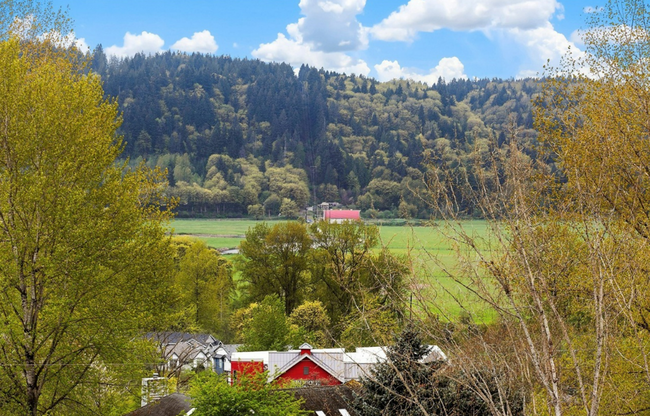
73,37,90,54
508,22,583,78
293,0,368,52
371,0,563,42
12,16,89,53
570,29,585,47
106,31,164,58
253,33,370,75
375,57,467,84
40,31,90,53
369,0,583,78
171,30,218,54
253,0,371,75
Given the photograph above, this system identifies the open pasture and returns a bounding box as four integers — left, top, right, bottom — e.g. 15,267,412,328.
169,218,496,322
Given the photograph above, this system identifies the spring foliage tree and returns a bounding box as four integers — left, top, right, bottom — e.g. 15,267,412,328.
236,222,312,315
172,237,234,334
232,295,291,352
189,371,308,416
423,1,650,415
0,31,175,416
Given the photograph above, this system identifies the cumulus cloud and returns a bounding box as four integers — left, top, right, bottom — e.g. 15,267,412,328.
508,22,583,78
254,33,370,75
371,0,562,42
291,0,368,52
12,16,89,53
40,31,90,53
73,37,90,53
252,0,370,75
106,31,164,58
369,0,582,78
570,29,586,47
375,57,467,84
171,30,218,54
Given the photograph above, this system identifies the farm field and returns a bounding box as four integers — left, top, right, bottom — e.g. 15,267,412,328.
169,218,497,322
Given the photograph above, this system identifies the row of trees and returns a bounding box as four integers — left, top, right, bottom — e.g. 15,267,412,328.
232,221,409,349
157,220,410,352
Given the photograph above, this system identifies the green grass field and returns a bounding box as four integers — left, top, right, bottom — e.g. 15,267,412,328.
169,218,497,322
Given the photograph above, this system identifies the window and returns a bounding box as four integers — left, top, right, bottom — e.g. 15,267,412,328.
303,366,309,375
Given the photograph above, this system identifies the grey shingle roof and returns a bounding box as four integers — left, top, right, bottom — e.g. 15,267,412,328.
123,393,192,416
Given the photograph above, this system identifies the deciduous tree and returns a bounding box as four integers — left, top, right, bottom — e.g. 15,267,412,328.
173,238,234,335
422,2,650,415
0,33,175,416
233,295,290,352
236,222,312,315
189,371,308,416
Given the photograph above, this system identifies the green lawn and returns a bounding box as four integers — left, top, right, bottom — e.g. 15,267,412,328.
169,218,498,322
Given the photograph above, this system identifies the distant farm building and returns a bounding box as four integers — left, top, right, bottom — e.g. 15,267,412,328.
323,210,360,223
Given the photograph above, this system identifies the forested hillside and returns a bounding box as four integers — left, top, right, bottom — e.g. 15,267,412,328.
92,48,541,218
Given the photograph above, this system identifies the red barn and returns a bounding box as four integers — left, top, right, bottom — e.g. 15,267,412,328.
230,344,346,387
229,343,446,387
272,344,342,387
323,210,361,223
229,351,268,384
230,360,264,380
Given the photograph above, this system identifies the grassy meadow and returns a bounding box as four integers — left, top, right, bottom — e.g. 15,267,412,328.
169,218,497,322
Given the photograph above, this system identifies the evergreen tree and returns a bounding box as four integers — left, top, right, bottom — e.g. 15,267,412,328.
353,327,438,416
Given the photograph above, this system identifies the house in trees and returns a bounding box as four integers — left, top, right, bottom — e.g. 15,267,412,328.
230,343,446,386
146,332,234,376
271,343,343,386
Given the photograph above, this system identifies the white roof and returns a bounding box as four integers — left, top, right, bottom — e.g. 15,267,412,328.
343,345,446,364
231,351,269,363
287,347,345,354
344,347,387,364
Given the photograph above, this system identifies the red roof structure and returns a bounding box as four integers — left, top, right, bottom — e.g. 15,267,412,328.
323,210,360,221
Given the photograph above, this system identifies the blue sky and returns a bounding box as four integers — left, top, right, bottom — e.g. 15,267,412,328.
50,0,598,82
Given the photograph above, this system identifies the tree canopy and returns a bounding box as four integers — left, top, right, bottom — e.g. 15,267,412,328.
89,47,541,219
0,21,175,416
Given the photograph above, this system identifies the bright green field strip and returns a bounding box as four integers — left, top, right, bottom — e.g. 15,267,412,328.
170,219,492,251
169,219,263,237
